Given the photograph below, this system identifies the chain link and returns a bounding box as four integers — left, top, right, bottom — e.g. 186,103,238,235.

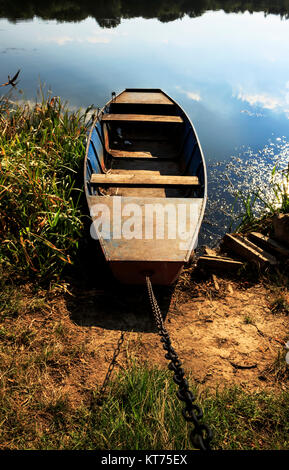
146,276,213,451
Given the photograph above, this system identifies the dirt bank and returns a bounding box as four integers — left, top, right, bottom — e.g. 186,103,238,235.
9,267,287,407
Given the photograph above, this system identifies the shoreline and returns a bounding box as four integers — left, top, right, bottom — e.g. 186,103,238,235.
0,94,288,450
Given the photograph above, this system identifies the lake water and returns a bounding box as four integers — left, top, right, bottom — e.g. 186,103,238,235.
1,1,289,245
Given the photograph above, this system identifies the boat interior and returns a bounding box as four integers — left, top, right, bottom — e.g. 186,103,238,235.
85,90,206,277
86,89,205,199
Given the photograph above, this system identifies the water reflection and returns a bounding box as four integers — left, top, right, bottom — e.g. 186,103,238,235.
200,137,289,245
1,2,289,243
1,0,289,24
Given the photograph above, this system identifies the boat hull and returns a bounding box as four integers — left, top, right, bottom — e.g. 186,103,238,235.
109,260,184,285
84,88,207,286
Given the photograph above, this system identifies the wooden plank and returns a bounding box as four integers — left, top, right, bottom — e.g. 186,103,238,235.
108,149,177,159
198,255,243,270
114,91,174,105
109,140,179,159
90,173,199,187
88,196,204,262
248,232,289,258
102,113,183,123
222,234,278,266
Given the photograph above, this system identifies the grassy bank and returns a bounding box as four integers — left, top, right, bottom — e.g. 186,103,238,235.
0,298,288,452
0,276,289,452
1,92,289,451
1,271,289,450
0,91,90,282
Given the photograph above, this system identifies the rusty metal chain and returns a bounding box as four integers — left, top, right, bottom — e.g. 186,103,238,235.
97,331,125,406
146,276,213,451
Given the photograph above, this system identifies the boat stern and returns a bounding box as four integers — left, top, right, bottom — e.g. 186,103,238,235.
109,260,184,285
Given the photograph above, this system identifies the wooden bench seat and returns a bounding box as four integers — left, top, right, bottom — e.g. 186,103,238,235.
113,91,174,105
102,113,183,124
90,173,199,187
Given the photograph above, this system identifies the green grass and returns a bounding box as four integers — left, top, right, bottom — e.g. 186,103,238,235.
205,386,289,450
0,89,91,282
0,356,289,450
233,163,289,234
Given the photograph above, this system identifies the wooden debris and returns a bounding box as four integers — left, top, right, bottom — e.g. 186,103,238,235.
197,255,243,271
272,213,289,246
248,232,289,258
227,283,234,295
222,234,278,267
204,246,218,257
212,274,220,291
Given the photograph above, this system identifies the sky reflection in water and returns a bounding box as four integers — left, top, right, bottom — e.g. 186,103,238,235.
1,10,289,243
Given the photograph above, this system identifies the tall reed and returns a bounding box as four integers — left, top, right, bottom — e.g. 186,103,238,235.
234,163,289,233
0,91,92,281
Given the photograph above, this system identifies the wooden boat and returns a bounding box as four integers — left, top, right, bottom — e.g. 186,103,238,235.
84,89,207,285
